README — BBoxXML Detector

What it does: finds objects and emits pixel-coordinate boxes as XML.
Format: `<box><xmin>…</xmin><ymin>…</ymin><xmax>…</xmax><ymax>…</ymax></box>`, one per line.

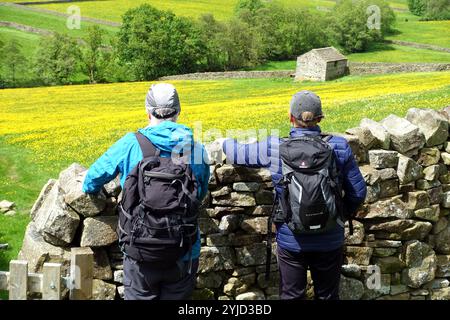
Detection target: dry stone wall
<box><xmin>18</xmin><ymin>107</ymin><xmax>450</xmax><ymax>300</ymax></box>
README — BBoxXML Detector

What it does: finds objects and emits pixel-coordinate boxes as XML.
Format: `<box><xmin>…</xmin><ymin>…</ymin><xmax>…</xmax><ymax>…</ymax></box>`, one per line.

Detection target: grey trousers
<box><xmin>123</xmin><ymin>256</ymin><xmax>199</xmax><ymax>300</ymax></box>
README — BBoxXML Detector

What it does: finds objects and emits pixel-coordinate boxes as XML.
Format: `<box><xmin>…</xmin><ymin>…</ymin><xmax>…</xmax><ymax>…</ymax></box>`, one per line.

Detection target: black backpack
<box><xmin>276</xmin><ymin>135</ymin><xmax>346</xmax><ymax>234</ymax></box>
<box><xmin>118</xmin><ymin>132</ymin><xmax>199</xmax><ymax>270</ymax></box>
<box><xmin>265</xmin><ymin>135</ymin><xmax>348</xmax><ymax>280</ymax></box>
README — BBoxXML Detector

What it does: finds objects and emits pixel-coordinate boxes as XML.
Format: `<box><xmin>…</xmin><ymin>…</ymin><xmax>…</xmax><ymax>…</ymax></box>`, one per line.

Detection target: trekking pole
<box><xmin>265</xmin><ymin>194</ymin><xmax>278</xmax><ymax>281</ymax></box>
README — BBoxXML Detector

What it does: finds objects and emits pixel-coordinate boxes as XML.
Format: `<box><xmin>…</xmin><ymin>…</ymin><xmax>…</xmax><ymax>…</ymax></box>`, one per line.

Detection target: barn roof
<box><xmin>304</xmin><ymin>47</ymin><xmax>347</xmax><ymax>62</ymax></box>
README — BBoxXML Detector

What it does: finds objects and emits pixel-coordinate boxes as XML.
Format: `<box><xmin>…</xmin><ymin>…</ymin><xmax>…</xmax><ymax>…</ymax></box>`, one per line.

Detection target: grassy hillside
<box><xmin>0</xmin><ymin>5</ymin><xmax>118</xmax><ymax>41</ymax></box>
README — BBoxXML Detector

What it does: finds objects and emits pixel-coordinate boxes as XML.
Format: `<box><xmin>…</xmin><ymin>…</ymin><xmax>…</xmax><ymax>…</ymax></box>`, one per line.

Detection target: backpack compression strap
<box><xmin>135</xmin><ymin>132</ymin><xmax>160</xmax><ymax>157</ymax></box>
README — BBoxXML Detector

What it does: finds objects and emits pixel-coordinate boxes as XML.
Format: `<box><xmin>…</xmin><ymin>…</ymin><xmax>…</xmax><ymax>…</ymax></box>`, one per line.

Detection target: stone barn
<box><xmin>295</xmin><ymin>47</ymin><xmax>348</xmax><ymax>81</ymax></box>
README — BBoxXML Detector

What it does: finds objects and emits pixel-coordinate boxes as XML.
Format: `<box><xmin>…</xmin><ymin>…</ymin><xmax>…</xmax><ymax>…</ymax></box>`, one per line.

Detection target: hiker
<box><xmin>219</xmin><ymin>90</ymin><xmax>367</xmax><ymax>300</ymax></box>
<box><xmin>82</xmin><ymin>83</ymin><xmax>210</xmax><ymax>300</ymax></box>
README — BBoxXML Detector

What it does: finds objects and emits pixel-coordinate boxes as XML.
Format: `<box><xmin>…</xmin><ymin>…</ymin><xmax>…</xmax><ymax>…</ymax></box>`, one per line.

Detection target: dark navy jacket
<box><xmin>223</xmin><ymin>126</ymin><xmax>367</xmax><ymax>252</ymax></box>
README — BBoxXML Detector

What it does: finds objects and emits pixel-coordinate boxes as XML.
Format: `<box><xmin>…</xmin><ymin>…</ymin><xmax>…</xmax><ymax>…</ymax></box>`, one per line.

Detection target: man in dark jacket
<box><xmin>221</xmin><ymin>90</ymin><xmax>367</xmax><ymax>300</ymax></box>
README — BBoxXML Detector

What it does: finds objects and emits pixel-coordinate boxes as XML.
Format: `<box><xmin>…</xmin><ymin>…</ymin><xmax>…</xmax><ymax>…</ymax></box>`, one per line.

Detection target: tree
<box><xmin>234</xmin><ymin>0</ymin><xmax>265</xmax><ymax>15</ymax></box>
<box><xmin>117</xmin><ymin>4</ymin><xmax>206</xmax><ymax>80</ymax></box>
<box><xmin>35</xmin><ymin>33</ymin><xmax>81</xmax><ymax>85</ymax></box>
<box><xmin>407</xmin><ymin>0</ymin><xmax>427</xmax><ymax>16</ymax></box>
<box><xmin>425</xmin><ymin>0</ymin><xmax>450</xmax><ymax>20</ymax></box>
<box><xmin>197</xmin><ymin>14</ymin><xmax>228</xmax><ymax>71</ymax></box>
<box><xmin>330</xmin><ymin>0</ymin><xmax>395</xmax><ymax>53</ymax></box>
<box><xmin>1</xmin><ymin>40</ymin><xmax>27</xmax><ymax>86</ymax></box>
<box><xmin>80</xmin><ymin>25</ymin><xmax>107</xmax><ymax>84</ymax></box>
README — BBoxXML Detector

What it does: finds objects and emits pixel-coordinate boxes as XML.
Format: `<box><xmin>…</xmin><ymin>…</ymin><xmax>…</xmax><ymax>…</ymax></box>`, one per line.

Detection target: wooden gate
<box><xmin>0</xmin><ymin>247</ymin><xmax>94</xmax><ymax>300</ymax></box>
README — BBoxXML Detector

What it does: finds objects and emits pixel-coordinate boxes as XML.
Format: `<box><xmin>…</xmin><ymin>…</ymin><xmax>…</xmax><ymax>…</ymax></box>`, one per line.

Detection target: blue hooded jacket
<box><xmin>223</xmin><ymin>126</ymin><xmax>367</xmax><ymax>252</ymax></box>
<box><xmin>82</xmin><ymin>121</ymin><xmax>210</xmax><ymax>261</ymax></box>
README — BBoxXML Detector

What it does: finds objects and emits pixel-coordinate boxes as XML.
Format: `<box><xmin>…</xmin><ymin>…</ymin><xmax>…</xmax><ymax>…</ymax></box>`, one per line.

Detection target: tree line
<box><xmin>407</xmin><ymin>0</ymin><xmax>450</xmax><ymax>21</ymax></box>
<box><xmin>0</xmin><ymin>0</ymin><xmax>397</xmax><ymax>88</ymax></box>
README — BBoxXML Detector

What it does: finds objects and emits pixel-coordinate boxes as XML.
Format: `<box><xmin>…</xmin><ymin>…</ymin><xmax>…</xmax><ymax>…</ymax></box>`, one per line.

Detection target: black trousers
<box><xmin>123</xmin><ymin>256</ymin><xmax>199</xmax><ymax>300</ymax></box>
<box><xmin>277</xmin><ymin>246</ymin><xmax>343</xmax><ymax>300</ymax></box>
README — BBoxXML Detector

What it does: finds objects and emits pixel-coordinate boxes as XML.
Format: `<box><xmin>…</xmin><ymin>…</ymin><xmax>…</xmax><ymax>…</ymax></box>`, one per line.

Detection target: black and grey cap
<box><xmin>290</xmin><ymin>90</ymin><xmax>323</xmax><ymax>121</ymax></box>
<box><xmin>145</xmin><ymin>83</ymin><xmax>181</xmax><ymax>119</ymax></box>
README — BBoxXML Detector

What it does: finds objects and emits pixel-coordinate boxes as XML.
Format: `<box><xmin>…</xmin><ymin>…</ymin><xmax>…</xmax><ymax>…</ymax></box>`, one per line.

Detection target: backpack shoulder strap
<box><xmin>321</xmin><ymin>134</ymin><xmax>333</xmax><ymax>143</ymax></box>
<box><xmin>135</xmin><ymin>132</ymin><xmax>160</xmax><ymax>158</ymax></box>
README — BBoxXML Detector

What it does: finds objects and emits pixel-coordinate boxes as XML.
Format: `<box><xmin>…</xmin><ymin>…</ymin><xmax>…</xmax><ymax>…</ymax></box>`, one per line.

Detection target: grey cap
<box><xmin>145</xmin><ymin>83</ymin><xmax>181</xmax><ymax>119</ymax></box>
<box><xmin>290</xmin><ymin>90</ymin><xmax>323</xmax><ymax>121</ymax></box>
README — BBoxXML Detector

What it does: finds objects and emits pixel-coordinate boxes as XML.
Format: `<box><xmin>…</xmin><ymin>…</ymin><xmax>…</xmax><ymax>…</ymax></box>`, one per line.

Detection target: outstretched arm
<box><xmin>82</xmin><ymin>133</ymin><xmax>133</xmax><ymax>193</ymax></box>
<box><xmin>341</xmin><ymin>144</ymin><xmax>367</xmax><ymax>215</ymax></box>
<box><xmin>222</xmin><ymin>138</ymin><xmax>274</xmax><ymax>168</ymax></box>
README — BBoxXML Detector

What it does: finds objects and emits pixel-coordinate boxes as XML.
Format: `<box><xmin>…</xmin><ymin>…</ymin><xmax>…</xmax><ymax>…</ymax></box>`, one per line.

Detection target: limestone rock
<box><xmin>235</xmin><ymin>290</ymin><xmax>265</xmax><ymax>300</ymax></box>
<box><xmin>430</xmin><ymin>287</ymin><xmax>450</xmax><ymax>300</ymax></box>
<box><xmin>442</xmin><ymin>152</ymin><xmax>450</xmax><ymax>165</ymax></box>
<box><xmin>251</xmin><ymin>205</ymin><xmax>272</xmax><ymax>216</ymax></box>
<box><xmin>197</xmin><ymin>272</ymin><xmax>224</xmax><ymax>289</ymax></box>
<box><xmin>346</xmin><ymin>126</ymin><xmax>377</xmax><ymax>149</ymax></box>
<box><xmin>380</xmin><ymin>115</ymin><xmax>425</xmax><ymax>156</ymax></box>
<box><xmin>365</xmin><ymin>184</ymin><xmax>380</xmax><ymax>203</ymax></box>
<box><xmin>198</xmin><ymin>246</ymin><xmax>235</xmax><ymax>273</ymax></box>
<box><xmin>93</xmin><ymin>249</ymin><xmax>112</xmax><ymax>281</ymax></box>
<box><xmin>433</xmin><ymin>217</ymin><xmax>448</xmax><ymax>235</ymax></box>
<box><xmin>33</xmin><ymin>181</ymin><xmax>80</xmax><ymax>246</ymax></box>
<box><xmin>229</xmin><ymin>233</ymin><xmax>262</xmax><ymax>246</ymax></box>
<box><xmin>379</xmin><ymin>179</ymin><xmax>399</xmax><ymax>198</ymax></box>
<box><xmin>30</xmin><ymin>179</ymin><xmax>57</xmax><ymax>218</ymax></box>
<box><xmin>368</xmin><ymin>150</ymin><xmax>398</xmax><ymax>169</ymax></box>
<box><xmin>423</xmin><ymin>165</ymin><xmax>440</xmax><ymax>181</ymax></box>
<box><xmin>405</xmin><ymin>191</ymin><xmax>429</xmax><ymax>210</ymax></box>
<box><xmin>378</xmin><ymin>168</ymin><xmax>397</xmax><ymax>181</ymax></box>
<box><xmin>413</xmin><ymin>205</ymin><xmax>440</xmax><ymax>222</ymax></box>
<box><xmin>206</xmin><ymin>233</ymin><xmax>231</xmax><ymax>247</ymax></box>
<box><xmin>241</xmin><ymin>217</ymin><xmax>268</xmax><ymax>234</ymax></box>
<box><xmin>233</xmin><ymin>182</ymin><xmax>260</xmax><ymax>192</ymax></box>
<box><xmin>427</xmin><ymin>186</ymin><xmax>443</xmax><ymax>205</ymax></box>
<box><xmin>441</xmin><ymin>192</ymin><xmax>450</xmax><ymax>208</ymax></box>
<box><xmin>416</xmin><ymin>179</ymin><xmax>440</xmax><ymax>190</ymax></box>
<box><xmin>373</xmin><ymin>248</ymin><xmax>398</xmax><ymax>257</ymax></box>
<box><xmin>406</xmin><ymin>108</ymin><xmax>449</xmax><ymax>147</ymax></box>
<box><xmin>113</xmin><ymin>270</ymin><xmax>124</xmax><ymax>284</ymax></box>
<box><xmin>103</xmin><ymin>177</ymin><xmax>121</xmax><ymax>198</ymax></box>
<box><xmin>212</xmin><ymin>192</ymin><xmax>256</xmax><ymax>207</ymax></box>
<box><xmin>369</xmin><ymin>220</ymin><xmax>432</xmax><ymax>241</ymax></box>
<box><xmin>372</xmin><ymin>257</ymin><xmax>405</xmax><ymax>273</ymax></box>
<box><xmin>199</xmin><ymin>217</ymin><xmax>220</xmax><ymax>235</ymax></box>
<box><xmin>236</xmin><ymin>243</ymin><xmax>275</xmax><ymax>267</ymax></box>
<box><xmin>417</xmin><ymin>148</ymin><xmax>441</xmax><ymax>166</ymax></box>
<box><xmin>80</xmin><ymin>216</ymin><xmax>118</xmax><ymax>247</ymax></box>
<box><xmin>211</xmin><ymin>206</ymin><xmax>245</xmax><ymax>218</ymax></box>
<box><xmin>360</xmin><ymin>118</ymin><xmax>390</xmax><ymax>149</ymax></box>
<box><xmin>401</xmin><ymin>241</ymin><xmax>436</xmax><ymax>288</ymax></box>
<box><xmin>58</xmin><ymin>164</ymin><xmax>107</xmax><ymax>217</ymax></box>
<box><xmin>345</xmin><ymin>220</ymin><xmax>365</xmax><ymax>245</ymax></box>
<box><xmin>215</xmin><ymin>165</ymin><xmax>271</xmax><ymax>184</ymax></box>
<box><xmin>18</xmin><ymin>223</ymin><xmax>71</xmax><ymax>274</ymax></box>
<box><xmin>92</xmin><ymin>279</ymin><xmax>116</xmax><ymax>300</ymax></box>
<box><xmin>436</xmin><ymin>255</ymin><xmax>450</xmax><ymax>277</ymax></box>
<box><xmin>0</xmin><ymin>200</ymin><xmax>15</xmax><ymax>213</ymax></box>
<box><xmin>435</xmin><ymin>225</ymin><xmax>450</xmax><ymax>254</ymax></box>
<box><xmin>397</xmin><ymin>155</ymin><xmax>423</xmax><ymax>184</ymax></box>
<box><xmin>223</xmin><ymin>274</ymin><xmax>256</xmax><ymax>295</ymax></box>
<box><xmin>218</xmin><ymin>214</ymin><xmax>241</xmax><ymax>234</ymax></box>
<box><xmin>359</xmin><ymin>165</ymin><xmax>381</xmax><ymax>185</ymax></box>
<box><xmin>341</xmin><ymin>264</ymin><xmax>362</xmax><ymax>278</ymax></box>
<box><xmin>345</xmin><ymin>246</ymin><xmax>373</xmax><ymax>266</ymax></box>
<box><xmin>362</xmin><ymin>273</ymin><xmax>391</xmax><ymax>300</ymax></box>
<box><xmin>255</xmin><ymin>190</ymin><xmax>274</xmax><ymax>205</ymax></box>
<box><xmin>339</xmin><ymin>275</ymin><xmax>364</xmax><ymax>300</ymax></box>
<box><xmin>211</xmin><ymin>186</ymin><xmax>232</xmax><ymax>198</ymax></box>
<box><xmin>360</xmin><ymin>197</ymin><xmax>412</xmax><ymax>220</ymax></box>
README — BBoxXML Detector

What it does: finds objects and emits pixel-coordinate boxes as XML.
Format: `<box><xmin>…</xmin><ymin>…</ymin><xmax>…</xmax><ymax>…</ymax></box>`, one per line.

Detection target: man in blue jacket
<box><xmin>82</xmin><ymin>83</ymin><xmax>210</xmax><ymax>300</ymax></box>
<box><xmin>221</xmin><ymin>90</ymin><xmax>366</xmax><ymax>300</ymax></box>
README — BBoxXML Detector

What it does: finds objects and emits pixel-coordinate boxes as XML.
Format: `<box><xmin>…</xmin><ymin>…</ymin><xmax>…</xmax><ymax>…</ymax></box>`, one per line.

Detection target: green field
<box><xmin>0</xmin><ymin>4</ymin><xmax>118</xmax><ymax>41</ymax></box>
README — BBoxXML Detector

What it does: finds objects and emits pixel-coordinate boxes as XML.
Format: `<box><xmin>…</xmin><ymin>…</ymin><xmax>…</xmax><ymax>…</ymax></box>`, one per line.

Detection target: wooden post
<box><xmin>0</xmin><ymin>271</ymin><xmax>8</xmax><ymax>291</ymax></box>
<box><xmin>9</xmin><ymin>260</ymin><xmax>28</xmax><ymax>300</ymax></box>
<box><xmin>42</xmin><ymin>263</ymin><xmax>62</xmax><ymax>300</ymax></box>
<box><xmin>69</xmin><ymin>247</ymin><xmax>93</xmax><ymax>300</ymax></box>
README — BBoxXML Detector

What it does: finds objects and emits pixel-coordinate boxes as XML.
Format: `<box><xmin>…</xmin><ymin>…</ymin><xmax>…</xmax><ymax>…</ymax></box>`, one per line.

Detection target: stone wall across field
<box><xmin>18</xmin><ymin>106</ymin><xmax>450</xmax><ymax>300</ymax></box>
